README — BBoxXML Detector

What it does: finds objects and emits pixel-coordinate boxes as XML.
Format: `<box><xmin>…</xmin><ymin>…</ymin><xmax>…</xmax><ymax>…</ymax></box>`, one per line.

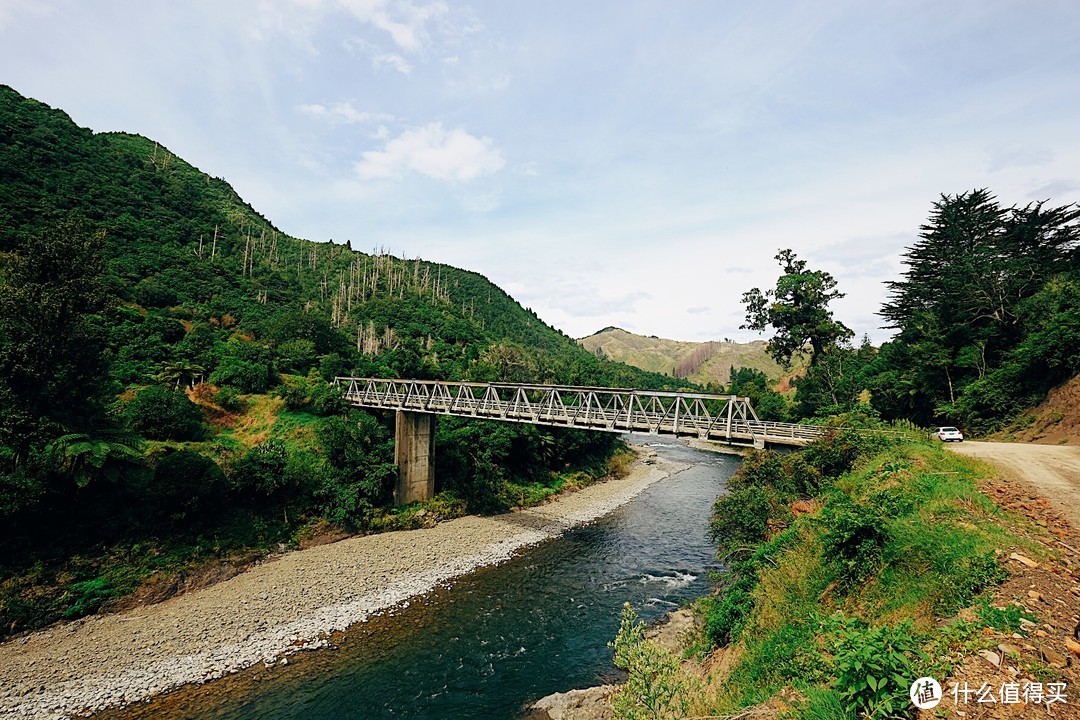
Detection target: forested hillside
<box><xmin>742</xmin><ymin>190</ymin><xmax>1080</xmax><ymax>430</ymax></box>
<box><xmin>0</xmin><ymin>85</ymin><xmax>689</xmax><ymax>636</ymax></box>
<box><xmin>874</xmin><ymin>189</ymin><xmax>1080</xmax><ymax>430</ymax></box>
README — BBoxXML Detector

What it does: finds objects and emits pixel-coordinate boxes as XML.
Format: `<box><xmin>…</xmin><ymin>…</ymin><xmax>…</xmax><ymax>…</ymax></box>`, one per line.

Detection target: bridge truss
<box><xmin>336</xmin><ymin>378</ymin><xmax>826</xmax><ymax>447</ymax></box>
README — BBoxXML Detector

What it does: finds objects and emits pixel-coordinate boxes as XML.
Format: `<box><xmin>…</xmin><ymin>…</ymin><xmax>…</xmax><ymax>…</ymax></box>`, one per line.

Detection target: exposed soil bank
<box><xmin>0</xmin><ymin>451</ymin><xmax>688</xmax><ymax>720</ymax></box>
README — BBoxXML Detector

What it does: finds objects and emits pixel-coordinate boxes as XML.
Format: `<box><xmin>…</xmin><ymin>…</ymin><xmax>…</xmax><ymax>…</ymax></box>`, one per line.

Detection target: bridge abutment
<box><xmin>394</xmin><ymin>410</ymin><xmax>436</xmax><ymax>505</ymax></box>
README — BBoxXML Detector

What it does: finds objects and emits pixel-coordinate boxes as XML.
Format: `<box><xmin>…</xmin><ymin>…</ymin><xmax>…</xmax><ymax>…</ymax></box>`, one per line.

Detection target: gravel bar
<box><xmin>0</xmin><ymin>451</ymin><xmax>687</xmax><ymax>720</ymax></box>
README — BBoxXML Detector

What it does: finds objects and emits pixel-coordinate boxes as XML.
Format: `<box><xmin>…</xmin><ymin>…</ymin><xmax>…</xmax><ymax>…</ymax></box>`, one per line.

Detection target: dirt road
<box><xmin>948</xmin><ymin>441</ymin><xmax>1080</xmax><ymax>528</ymax></box>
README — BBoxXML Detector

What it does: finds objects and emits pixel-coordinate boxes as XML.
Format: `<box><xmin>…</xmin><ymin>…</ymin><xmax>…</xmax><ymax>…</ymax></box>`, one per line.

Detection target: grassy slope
<box><xmin>612</xmin><ymin>437</ymin><xmax>1067</xmax><ymax>718</ymax></box>
<box><xmin>577</xmin><ymin>327</ymin><xmax>789</xmax><ymax>385</ymax></box>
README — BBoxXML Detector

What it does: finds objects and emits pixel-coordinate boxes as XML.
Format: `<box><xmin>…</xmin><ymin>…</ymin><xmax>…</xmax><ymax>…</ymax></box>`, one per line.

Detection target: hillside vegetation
<box><xmin>870</xmin><ymin>189</ymin><xmax>1080</xmax><ymax>432</ymax></box>
<box><xmin>993</xmin><ymin>374</ymin><xmax>1080</xmax><ymax>444</ymax></box>
<box><xmin>0</xmin><ymin>84</ymin><xmax>691</xmax><ymax>637</ymax></box>
<box><xmin>613</xmin><ymin>421</ymin><xmax>1077</xmax><ymax>718</ymax></box>
<box><xmin>579</xmin><ymin>327</ymin><xmax>789</xmax><ymax>385</ymax></box>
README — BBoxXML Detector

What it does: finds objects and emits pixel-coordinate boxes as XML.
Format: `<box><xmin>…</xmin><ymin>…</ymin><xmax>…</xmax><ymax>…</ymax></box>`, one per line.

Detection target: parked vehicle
<box><xmin>935</xmin><ymin>426</ymin><xmax>964</xmax><ymax>442</ymax></box>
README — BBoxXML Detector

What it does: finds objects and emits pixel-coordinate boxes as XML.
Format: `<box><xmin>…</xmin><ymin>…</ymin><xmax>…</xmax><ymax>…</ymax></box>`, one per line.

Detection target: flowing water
<box><xmin>112</xmin><ymin>440</ymin><xmax>735</xmax><ymax>720</ymax></box>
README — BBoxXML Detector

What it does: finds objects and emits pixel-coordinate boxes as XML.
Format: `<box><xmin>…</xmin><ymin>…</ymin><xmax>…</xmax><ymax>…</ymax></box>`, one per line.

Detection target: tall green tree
<box><xmin>875</xmin><ymin>190</ymin><xmax>1080</xmax><ymax>425</ymax></box>
<box><xmin>0</xmin><ymin>214</ymin><xmax>112</xmax><ymax>463</ymax></box>
<box><xmin>741</xmin><ymin>249</ymin><xmax>853</xmax><ymax>368</ymax></box>
<box><xmin>726</xmin><ymin>366</ymin><xmax>789</xmax><ymax>421</ymax></box>
<box><xmin>794</xmin><ymin>337</ymin><xmax>877</xmax><ymax>418</ymax></box>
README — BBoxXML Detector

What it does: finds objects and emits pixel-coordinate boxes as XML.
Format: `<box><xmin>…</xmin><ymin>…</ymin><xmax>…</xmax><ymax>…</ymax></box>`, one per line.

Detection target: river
<box><xmin>106</xmin><ymin>440</ymin><xmax>735</xmax><ymax>720</ymax></box>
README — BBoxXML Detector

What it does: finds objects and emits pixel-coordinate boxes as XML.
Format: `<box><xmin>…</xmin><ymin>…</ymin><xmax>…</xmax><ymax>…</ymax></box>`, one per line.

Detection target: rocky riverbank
<box><xmin>523</xmin><ymin>607</ymin><xmax>701</xmax><ymax>720</ymax></box>
<box><xmin>0</xmin><ymin>450</ymin><xmax>688</xmax><ymax>720</ymax></box>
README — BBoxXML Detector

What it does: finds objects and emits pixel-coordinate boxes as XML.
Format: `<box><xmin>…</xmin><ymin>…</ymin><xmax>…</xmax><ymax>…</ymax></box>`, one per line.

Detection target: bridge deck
<box><xmin>336</xmin><ymin>378</ymin><xmax>826</xmax><ymax>447</ymax></box>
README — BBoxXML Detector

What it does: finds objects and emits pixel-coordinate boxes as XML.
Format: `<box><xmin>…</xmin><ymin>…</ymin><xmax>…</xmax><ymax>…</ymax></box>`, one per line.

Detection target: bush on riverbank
<box><xmin>610</xmin><ymin>603</ymin><xmax>702</xmax><ymax>720</ymax></box>
<box><xmin>0</xmin><ymin>406</ymin><xmax>629</xmax><ymax>640</ymax></box>
<box><xmin>676</xmin><ymin>430</ymin><xmax>1043</xmax><ymax>719</ymax></box>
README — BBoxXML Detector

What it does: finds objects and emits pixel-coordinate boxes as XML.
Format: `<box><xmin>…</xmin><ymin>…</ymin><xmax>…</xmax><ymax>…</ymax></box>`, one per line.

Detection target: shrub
<box><xmin>150</xmin><ymin>449</ymin><xmax>226</xmax><ymax>523</ymax></box>
<box><xmin>210</xmin><ymin>340</ymin><xmax>277</xmax><ymax>393</ymax></box>
<box><xmin>610</xmin><ymin>603</ymin><xmax>698</xmax><ymax>720</ymax></box>
<box><xmin>802</xmin><ymin>429</ymin><xmax>873</xmax><ymax>479</ymax></box>
<box><xmin>824</xmin><ymin>614</ymin><xmax>923</xmax><ymax>720</ymax></box>
<box><xmin>775</xmin><ymin>453</ymin><xmax>823</xmax><ymax>499</ymax></box>
<box><xmin>701</xmin><ymin>575</ymin><xmax>757</xmax><ymax>647</ymax></box>
<box><xmin>124</xmin><ymin>385</ymin><xmax>206</xmax><ymax>441</ymax></box>
<box><xmin>709</xmin><ymin>486</ymin><xmax>771</xmax><ymax>554</ymax></box>
<box><xmin>210</xmin><ymin>356</ymin><xmax>274</xmax><ymax>393</ymax></box>
<box><xmin>273</xmin><ymin>375</ymin><xmax>310</xmax><ymax>410</ymax></box>
<box><xmin>230</xmin><ymin>440</ymin><xmax>290</xmax><ymax>498</ymax></box>
<box><xmin>729</xmin><ymin>449</ymin><xmax>823</xmax><ymax>502</ymax></box>
<box><xmin>272</xmin><ymin>373</ymin><xmax>345</xmax><ymax>415</ymax></box>
<box><xmin>932</xmin><ymin>551</ymin><xmax>1008</xmax><ymax>616</ymax></box>
<box><xmin>316</xmin><ymin>414</ymin><xmax>397</xmax><ymax>522</ymax></box>
<box><xmin>819</xmin><ymin>497</ymin><xmax>889</xmax><ymax>585</ymax></box>
<box><xmin>214</xmin><ymin>385</ymin><xmax>244</xmax><ymax>412</ymax></box>
<box><xmin>728</xmin><ymin>449</ymin><xmax>786</xmax><ymax>492</ymax></box>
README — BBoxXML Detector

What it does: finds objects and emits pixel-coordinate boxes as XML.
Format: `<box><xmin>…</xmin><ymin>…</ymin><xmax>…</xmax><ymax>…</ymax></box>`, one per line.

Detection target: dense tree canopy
<box><xmin>0</xmin><ymin>213</ymin><xmax>112</xmax><ymax>459</ymax></box>
<box><xmin>735</xmin><ymin>192</ymin><xmax>1080</xmax><ymax>428</ymax></box>
<box><xmin>873</xmin><ymin>189</ymin><xmax>1080</xmax><ymax>427</ymax></box>
<box><xmin>741</xmin><ymin>249</ymin><xmax>853</xmax><ymax>367</ymax></box>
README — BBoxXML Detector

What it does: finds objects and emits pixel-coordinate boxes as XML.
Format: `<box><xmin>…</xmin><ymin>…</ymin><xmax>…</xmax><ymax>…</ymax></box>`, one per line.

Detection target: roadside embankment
<box><xmin>536</xmin><ymin>435</ymin><xmax>1080</xmax><ymax>720</ymax></box>
<box><xmin>0</xmin><ymin>449</ymin><xmax>688</xmax><ymax>720</ymax></box>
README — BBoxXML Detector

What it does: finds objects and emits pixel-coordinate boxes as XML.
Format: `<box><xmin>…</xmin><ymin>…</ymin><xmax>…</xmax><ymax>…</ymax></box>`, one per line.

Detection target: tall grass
<box><xmin>682</xmin><ymin>437</ymin><xmax>1042</xmax><ymax>720</ymax></box>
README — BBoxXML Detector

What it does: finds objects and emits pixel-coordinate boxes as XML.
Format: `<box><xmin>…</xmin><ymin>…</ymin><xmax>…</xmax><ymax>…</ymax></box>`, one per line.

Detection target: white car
<box><xmin>936</xmin><ymin>426</ymin><xmax>964</xmax><ymax>442</ymax></box>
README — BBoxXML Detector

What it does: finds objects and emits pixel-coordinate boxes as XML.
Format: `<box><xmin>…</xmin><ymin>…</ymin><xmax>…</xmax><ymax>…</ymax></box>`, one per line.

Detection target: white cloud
<box><xmin>1027</xmin><ymin>179</ymin><xmax>1079</xmax><ymax>199</ymax></box>
<box><xmin>299</xmin><ymin>102</ymin><xmax>394</xmax><ymax>124</ymax></box>
<box><xmin>355</xmin><ymin>123</ymin><xmax>505</xmax><ymax>181</ymax></box>
<box><xmin>343</xmin><ymin>37</ymin><xmax>414</xmax><ymax>74</ymax></box>
<box><xmin>338</xmin><ymin>0</ymin><xmax>448</xmax><ymax>53</ymax></box>
<box><xmin>372</xmin><ymin>50</ymin><xmax>412</xmax><ymax>74</ymax></box>
<box><xmin>249</xmin><ymin>0</ymin><xmax>325</xmax><ymax>46</ymax></box>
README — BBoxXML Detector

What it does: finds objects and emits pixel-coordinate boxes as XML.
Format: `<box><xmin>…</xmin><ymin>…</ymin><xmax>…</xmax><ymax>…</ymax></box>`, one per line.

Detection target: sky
<box><xmin>3</xmin><ymin>0</ymin><xmax>1080</xmax><ymax>344</ymax></box>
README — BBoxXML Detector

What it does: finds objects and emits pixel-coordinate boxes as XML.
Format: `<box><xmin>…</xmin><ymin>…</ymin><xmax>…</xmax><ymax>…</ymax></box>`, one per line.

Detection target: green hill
<box><xmin>0</xmin><ymin>84</ymin><xmax>691</xmax><ymax>636</ymax></box>
<box><xmin>1</xmin><ymin>85</ymin><xmax>687</xmax><ymax>388</ymax></box>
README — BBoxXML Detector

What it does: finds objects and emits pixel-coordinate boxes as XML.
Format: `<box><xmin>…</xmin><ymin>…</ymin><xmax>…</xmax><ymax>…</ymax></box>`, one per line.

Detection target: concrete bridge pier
<box><xmin>393</xmin><ymin>410</ymin><xmax>436</xmax><ymax>505</ymax></box>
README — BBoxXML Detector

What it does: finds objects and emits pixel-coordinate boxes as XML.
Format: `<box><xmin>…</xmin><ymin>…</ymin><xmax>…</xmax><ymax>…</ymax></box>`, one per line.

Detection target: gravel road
<box><xmin>0</xmin><ymin>451</ymin><xmax>687</xmax><ymax>720</ymax></box>
<box><xmin>948</xmin><ymin>441</ymin><xmax>1080</xmax><ymax>527</ymax></box>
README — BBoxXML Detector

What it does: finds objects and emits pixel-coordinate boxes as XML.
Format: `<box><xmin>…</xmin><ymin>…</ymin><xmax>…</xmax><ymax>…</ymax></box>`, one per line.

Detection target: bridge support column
<box><xmin>394</xmin><ymin>410</ymin><xmax>436</xmax><ymax>505</ymax></box>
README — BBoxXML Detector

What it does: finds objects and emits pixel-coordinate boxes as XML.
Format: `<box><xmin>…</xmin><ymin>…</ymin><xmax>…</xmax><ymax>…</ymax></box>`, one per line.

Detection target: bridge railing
<box><xmin>336</xmin><ymin>377</ymin><xmax>751</xmax><ymax>436</ymax></box>
<box><xmin>746</xmin><ymin>421</ymin><xmax>830</xmax><ymax>442</ymax></box>
<box><xmin>334</xmin><ymin>378</ymin><xmax>830</xmax><ymax>446</ymax></box>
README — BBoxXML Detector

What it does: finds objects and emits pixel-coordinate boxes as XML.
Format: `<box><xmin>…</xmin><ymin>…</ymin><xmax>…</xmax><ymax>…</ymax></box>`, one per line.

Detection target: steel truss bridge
<box><xmin>336</xmin><ymin>377</ymin><xmax>826</xmax><ymax>447</ymax></box>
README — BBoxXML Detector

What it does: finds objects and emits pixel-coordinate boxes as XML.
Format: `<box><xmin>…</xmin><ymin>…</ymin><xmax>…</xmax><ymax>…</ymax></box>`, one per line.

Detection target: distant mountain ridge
<box><xmin>577</xmin><ymin>327</ymin><xmax>787</xmax><ymax>386</ymax></box>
